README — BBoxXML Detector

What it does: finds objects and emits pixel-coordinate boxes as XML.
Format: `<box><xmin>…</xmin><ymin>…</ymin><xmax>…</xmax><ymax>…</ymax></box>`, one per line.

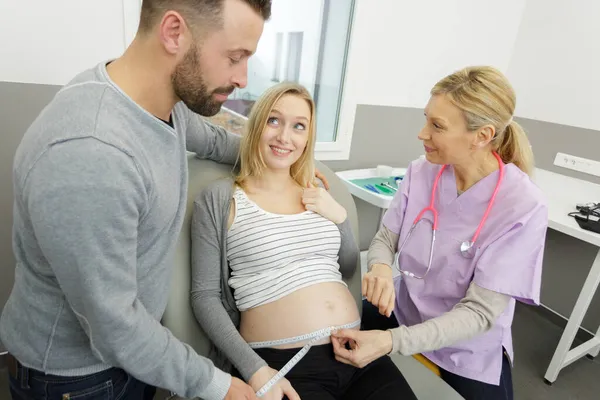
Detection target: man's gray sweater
<box><xmin>0</xmin><ymin>62</ymin><xmax>240</xmax><ymax>399</ymax></box>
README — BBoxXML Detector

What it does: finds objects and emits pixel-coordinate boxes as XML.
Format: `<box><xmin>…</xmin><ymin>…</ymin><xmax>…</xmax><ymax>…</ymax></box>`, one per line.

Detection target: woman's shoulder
<box><xmin>401</xmin><ymin>157</ymin><xmax>442</xmax><ymax>195</ymax></box>
<box><xmin>500</xmin><ymin>164</ymin><xmax>548</xmax><ymax>220</ymax></box>
<box><xmin>407</xmin><ymin>156</ymin><xmax>442</xmax><ymax>178</ymax></box>
<box><xmin>505</xmin><ymin>165</ymin><xmax>546</xmax><ymax>202</ymax></box>
<box><xmin>193</xmin><ymin>177</ymin><xmax>236</xmax><ymax>207</ymax></box>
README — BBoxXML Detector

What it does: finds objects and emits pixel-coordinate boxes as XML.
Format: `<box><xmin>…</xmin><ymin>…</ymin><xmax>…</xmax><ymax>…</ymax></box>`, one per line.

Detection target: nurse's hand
<box><xmin>363</xmin><ymin>264</ymin><xmax>395</xmax><ymax>317</ymax></box>
<box><xmin>331</xmin><ymin>329</ymin><xmax>394</xmax><ymax>368</ymax></box>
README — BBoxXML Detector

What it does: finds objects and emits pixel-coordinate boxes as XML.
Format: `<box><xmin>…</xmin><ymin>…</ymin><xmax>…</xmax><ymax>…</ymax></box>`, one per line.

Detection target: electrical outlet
<box><xmin>554</xmin><ymin>152</ymin><xmax>600</xmax><ymax>177</ymax></box>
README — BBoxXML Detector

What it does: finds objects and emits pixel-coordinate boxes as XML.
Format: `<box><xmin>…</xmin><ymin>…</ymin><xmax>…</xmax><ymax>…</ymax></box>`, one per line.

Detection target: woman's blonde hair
<box><xmin>431</xmin><ymin>66</ymin><xmax>534</xmax><ymax>176</ymax></box>
<box><xmin>235</xmin><ymin>82</ymin><xmax>317</xmax><ymax>188</ymax></box>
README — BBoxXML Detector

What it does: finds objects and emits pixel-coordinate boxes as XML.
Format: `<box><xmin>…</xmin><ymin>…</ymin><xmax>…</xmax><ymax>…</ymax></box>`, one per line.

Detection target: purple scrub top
<box><xmin>382</xmin><ymin>158</ymin><xmax>548</xmax><ymax>385</ymax></box>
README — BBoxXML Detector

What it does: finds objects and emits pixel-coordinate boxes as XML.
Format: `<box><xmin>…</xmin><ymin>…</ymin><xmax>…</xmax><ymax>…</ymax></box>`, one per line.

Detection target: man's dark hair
<box><xmin>139</xmin><ymin>0</ymin><xmax>271</xmax><ymax>34</ymax></box>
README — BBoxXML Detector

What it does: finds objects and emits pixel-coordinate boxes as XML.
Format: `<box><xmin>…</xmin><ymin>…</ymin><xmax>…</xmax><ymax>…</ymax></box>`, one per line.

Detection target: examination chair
<box><xmin>162</xmin><ymin>153</ymin><xmax>464</xmax><ymax>400</ymax></box>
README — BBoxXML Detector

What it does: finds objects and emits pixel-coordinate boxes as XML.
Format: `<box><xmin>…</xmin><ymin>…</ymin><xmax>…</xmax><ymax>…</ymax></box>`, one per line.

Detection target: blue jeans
<box><xmin>361</xmin><ymin>299</ymin><xmax>514</xmax><ymax>400</ymax></box>
<box><xmin>8</xmin><ymin>356</ymin><xmax>156</xmax><ymax>400</ymax></box>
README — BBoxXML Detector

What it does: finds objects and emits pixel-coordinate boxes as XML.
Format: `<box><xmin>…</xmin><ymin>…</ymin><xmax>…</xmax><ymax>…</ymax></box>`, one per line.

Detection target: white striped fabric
<box><xmin>226</xmin><ymin>187</ymin><xmax>345</xmax><ymax>311</ymax></box>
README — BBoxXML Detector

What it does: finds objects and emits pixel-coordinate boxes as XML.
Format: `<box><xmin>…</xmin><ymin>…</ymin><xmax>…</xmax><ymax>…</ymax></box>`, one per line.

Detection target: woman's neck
<box><xmin>247</xmin><ymin>169</ymin><xmax>298</xmax><ymax>192</ymax></box>
<box><xmin>453</xmin><ymin>152</ymin><xmax>500</xmax><ymax>193</ymax></box>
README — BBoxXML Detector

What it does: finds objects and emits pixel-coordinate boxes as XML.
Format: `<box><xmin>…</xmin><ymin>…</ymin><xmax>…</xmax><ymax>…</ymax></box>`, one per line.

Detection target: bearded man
<box><xmin>0</xmin><ymin>1</ymin><xmax>279</xmax><ymax>399</ymax></box>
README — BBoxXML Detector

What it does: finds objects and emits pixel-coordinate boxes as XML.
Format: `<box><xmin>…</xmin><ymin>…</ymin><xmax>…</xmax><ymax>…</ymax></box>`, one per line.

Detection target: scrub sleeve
<box><xmin>382</xmin><ymin>163</ymin><xmax>413</xmax><ymax>235</ymax></box>
<box><xmin>472</xmin><ymin>205</ymin><xmax>548</xmax><ymax>305</ymax></box>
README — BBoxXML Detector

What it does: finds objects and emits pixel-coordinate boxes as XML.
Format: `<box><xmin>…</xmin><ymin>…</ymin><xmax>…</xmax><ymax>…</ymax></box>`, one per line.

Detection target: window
<box><xmin>272</xmin><ymin>32</ymin><xmax>284</xmax><ymax>82</ymax></box>
<box><xmin>207</xmin><ymin>0</ymin><xmax>356</xmax><ymax>160</ymax></box>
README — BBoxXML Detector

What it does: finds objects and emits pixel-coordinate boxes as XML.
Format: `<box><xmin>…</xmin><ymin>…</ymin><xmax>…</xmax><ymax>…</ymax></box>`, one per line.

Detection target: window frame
<box><xmin>223</xmin><ymin>0</ymin><xmax>359</xmax><ymax>161</ymax></box>
<box><xmin>313</xmin><ymin>0</ymin><xmax>358</xmax><ymax>160</ymax></box>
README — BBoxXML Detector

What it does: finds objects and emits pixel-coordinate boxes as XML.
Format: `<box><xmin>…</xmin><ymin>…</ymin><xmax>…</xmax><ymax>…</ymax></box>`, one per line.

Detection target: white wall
<box><xmin>0</xmin><ymin>0</ymin><xmax>131</xmax><ymax>86</ymax></box>
<box><xmin>337</xmin><ymin>0</ymin><xmax>600</xmax><ymax>157</ymax></box>
<box><xmin>6</xmin><ymin>0</ymin><xmax>597</xmax><ymax>153</ymax></box>
<box><xmin>343</xmin><ymin>0</ymin><xmax>525</xmax><ymax>109</ymax></box>
<box><xmin>506</xmin><ymin>0</ymin><xmax>600</xmax><ymax>131</ymax></box>
<box><xmin>333</xmin><ymin>0</ymin><xmax>526</xmax><ymax>159</ymax></box>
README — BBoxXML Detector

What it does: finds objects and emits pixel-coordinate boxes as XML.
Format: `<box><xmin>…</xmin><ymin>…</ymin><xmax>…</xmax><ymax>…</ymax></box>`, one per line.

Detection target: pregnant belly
<box><xmin>239</xmin><ymin>282</ymin><xmax>360</xmax><ymax>349</ymax></box>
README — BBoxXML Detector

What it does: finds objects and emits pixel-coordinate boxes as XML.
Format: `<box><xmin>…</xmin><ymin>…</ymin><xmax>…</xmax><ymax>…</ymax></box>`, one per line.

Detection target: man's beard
<box><xmin>172</xmin><ymin>45</ymin><xmax>235</xmax><ymax>116</ymax></box>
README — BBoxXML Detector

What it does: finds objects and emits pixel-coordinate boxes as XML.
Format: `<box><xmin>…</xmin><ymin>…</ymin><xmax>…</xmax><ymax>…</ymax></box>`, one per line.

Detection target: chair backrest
<box><xmin>162</xmin><ymin>154</ymin><xmax>362</xmax><ymax>356</ymax></box>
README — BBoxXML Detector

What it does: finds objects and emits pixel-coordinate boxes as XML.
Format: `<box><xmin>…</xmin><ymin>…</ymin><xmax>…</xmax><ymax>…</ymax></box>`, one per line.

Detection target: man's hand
<box><xmin>224</xmin><ymin>377</ymin><xmax>259</xmax><ymax>399</ymax></box>
<box><xmin>249</xmin><ymin>366</ymin><xmax>300</xmax><ymax>400</ymax></box>
<box><xmin>362</xmin><ymin>263</ymin><xmax>395</xmax><ymax>317</ymax></box>
<box><xmin>315</xmin><ymin>169</ymin><xmax>330</xmax><ymax>190</ymax></box>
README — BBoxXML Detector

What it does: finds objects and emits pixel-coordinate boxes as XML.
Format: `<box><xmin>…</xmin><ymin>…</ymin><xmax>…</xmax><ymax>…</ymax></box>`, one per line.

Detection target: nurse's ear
<box><xmin>473</xmin><ymin>125</ymin><xmax>496</xmax><ymax>149</ymax></box>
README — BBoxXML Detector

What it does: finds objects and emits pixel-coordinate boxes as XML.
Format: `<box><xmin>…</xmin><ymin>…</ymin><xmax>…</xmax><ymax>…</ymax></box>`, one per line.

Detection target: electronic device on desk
<box><xmin>569</xmin><ymin>202</ymin><xmax>600</xmax><ymax>234</ymax></box>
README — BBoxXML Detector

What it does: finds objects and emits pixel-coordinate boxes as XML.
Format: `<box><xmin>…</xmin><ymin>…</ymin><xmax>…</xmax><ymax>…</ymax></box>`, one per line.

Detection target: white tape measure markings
<box><xmin>248</xmin><ymin>319</ymin><xmax>361</xmax><ymax>397</ymax></box>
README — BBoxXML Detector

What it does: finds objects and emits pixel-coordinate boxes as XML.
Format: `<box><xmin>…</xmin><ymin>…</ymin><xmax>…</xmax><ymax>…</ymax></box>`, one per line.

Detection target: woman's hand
<box><xmin>363</xmin><ymin>263</ymin><xmax>395</xmax><ymax>317</ymax></box>
<box><xmin>248</xmin><ymin>366</ymin><xmax>300</xmax><ymax>400</ymax></box>
<box><xmin>331</xmin><ymin>329</ymin><xmax>394</xmax><ymax>368</ymax></box>
<box><xmin>225</xmin><ymin>377</ymin><xmax>259</xmax><ymax>399</ymax></box>
<box><xmin>302</xmin><ymin>186</ymin><xmax>347</xmax><ymax>224</ymax></box>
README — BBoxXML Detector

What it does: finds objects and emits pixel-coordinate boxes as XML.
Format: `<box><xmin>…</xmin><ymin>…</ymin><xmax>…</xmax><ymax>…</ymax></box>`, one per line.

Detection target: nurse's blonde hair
<box><xmin>235</xmin><ymin>82</ymin><xmax>317</xmax><ymax>188</ymax></box>
<box><xmin>431</xmin><ymin>66</ymin><xmax>534</xmax><ymax>176</ymax></box>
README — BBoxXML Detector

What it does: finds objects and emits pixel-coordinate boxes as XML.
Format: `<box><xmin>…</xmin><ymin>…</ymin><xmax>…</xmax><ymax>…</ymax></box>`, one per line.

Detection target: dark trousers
<box><xmin>362</xmin><ymin>300</ymin><xmax>514</xmax><ymax>400</ymax></box>
<box><xmin>7</xmin><ymin>355</ymin><xmax>156</xmax><ymax>400</ymax></box>
<box><xmin>235</xmin><ymin>343</ymin><xmax>417</xmax><ymax>400</ymax></box>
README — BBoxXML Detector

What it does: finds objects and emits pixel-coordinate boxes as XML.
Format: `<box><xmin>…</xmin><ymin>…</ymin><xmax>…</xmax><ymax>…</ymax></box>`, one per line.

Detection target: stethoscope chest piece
<box><xmin>460</xmin><ymin>241</ymin><xmax>476</xmax><ymax>259</ymax></box>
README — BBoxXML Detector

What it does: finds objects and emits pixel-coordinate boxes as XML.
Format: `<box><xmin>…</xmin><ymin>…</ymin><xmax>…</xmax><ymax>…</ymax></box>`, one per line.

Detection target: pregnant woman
<box><xmin>191</xmin><ymin>82</ymin><xmax>417</xmax><ymax>399</ymax></box>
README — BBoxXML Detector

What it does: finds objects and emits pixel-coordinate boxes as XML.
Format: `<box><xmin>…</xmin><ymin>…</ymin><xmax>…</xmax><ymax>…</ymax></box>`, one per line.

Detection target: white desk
<box><xmin>337</xmin><ymin>166</ymin><xmax>600</xmax><ymax>384</ymax></box>
<box><xmin>335</xmin><ymin>167</ymin><xmax>407</xmax><ymax>227</ymax></box>
<box><xmin>532</xmin><ymin>168</ymin><xmax>600</xmax><ymax>384</ymax></box>
<box><xmin>336</xmin><ymin>167</ymin><xmax>406</xmax><ymax>277</ymax></box>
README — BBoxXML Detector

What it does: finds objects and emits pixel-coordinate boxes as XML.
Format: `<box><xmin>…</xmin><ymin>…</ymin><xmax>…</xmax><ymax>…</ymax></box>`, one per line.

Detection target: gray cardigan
<box><xmin>190</xmin><ymin>178</ymin><xmax>360</xmax><ymax>381</ymax></box>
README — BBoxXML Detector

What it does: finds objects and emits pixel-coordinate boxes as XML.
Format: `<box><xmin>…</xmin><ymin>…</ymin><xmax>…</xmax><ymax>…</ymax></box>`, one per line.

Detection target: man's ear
<box><xmin>158</xmin><ymin>11</ymin><xmax>189</xmax><ymax>55</ymax></box>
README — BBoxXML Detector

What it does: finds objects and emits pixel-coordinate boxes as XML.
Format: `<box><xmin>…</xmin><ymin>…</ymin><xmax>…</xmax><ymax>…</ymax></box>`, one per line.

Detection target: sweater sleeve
<box><xmin>336</xmin><ymin>218</ymin><xmax>360</xmax><ymax>278</ymax></box>
<box><xmin>389</xmin><ymin>282</ymin><xmax>511</xmax><ymax>355</ymax></box>
<box><xmin>367</xmin><ymin>226</ymin><xmax>399</xmax><ymax>271</ymax></box>
<box><xmin>190</xmin><ymin>188</ymin><xmax>268</xmax><ymax>381</ymax></box>
<box><xmin>313</xmin><ymin>178</ymin><xmax>359</xmax><ymax>279</ymax></box>
<box><xmin>24</xmin><ymin>139</ymin><xmax>230</xmax><ymax>400</ymax></box>
<box><xmin>184</xmin><ymin>107</ymin><xmax>241</xmax><ymax>165</ymax></box>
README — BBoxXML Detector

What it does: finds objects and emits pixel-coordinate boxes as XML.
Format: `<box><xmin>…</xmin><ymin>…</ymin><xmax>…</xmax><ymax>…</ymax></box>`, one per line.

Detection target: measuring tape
<box><xmin>248</xmin><ymin>319</ymin><xmax>361</xmax><ymax>397</ymax></box>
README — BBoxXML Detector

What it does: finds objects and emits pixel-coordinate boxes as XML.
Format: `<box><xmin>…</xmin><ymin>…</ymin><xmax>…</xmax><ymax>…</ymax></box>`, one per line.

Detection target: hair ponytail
<box><xmin>496</xmin><ymin>120</ymin><xmax>534</xmax><ymax>176</ymax></box>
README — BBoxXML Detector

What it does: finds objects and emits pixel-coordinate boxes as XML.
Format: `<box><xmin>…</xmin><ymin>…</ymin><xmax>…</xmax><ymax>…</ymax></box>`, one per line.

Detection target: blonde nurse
<box><xmin>332</xmin><ymin>66</ymin><xmax>548</xmax><ymax>400</ymax></box>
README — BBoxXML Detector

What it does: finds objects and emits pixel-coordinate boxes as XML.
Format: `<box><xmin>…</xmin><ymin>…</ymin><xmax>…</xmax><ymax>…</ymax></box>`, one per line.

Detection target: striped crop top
<box><xmin>226</xmin><ymin>187</ymin><xmax>346</xmax><ymax>311</ymax></box>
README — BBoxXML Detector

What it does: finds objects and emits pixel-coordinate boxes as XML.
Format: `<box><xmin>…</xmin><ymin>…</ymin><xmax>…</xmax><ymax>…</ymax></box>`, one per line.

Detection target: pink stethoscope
<box><xmin>396</xmin><ymin>152</ymin><xmax>505</xmax><ymax>279</ymax></box>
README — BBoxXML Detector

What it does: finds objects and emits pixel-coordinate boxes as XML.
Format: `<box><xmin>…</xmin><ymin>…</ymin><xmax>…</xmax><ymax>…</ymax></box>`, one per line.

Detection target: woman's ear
<box><xmin>475</xmin><ymin>125</ymin><xmax>496</xmax><ymax>148</ymax></box>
